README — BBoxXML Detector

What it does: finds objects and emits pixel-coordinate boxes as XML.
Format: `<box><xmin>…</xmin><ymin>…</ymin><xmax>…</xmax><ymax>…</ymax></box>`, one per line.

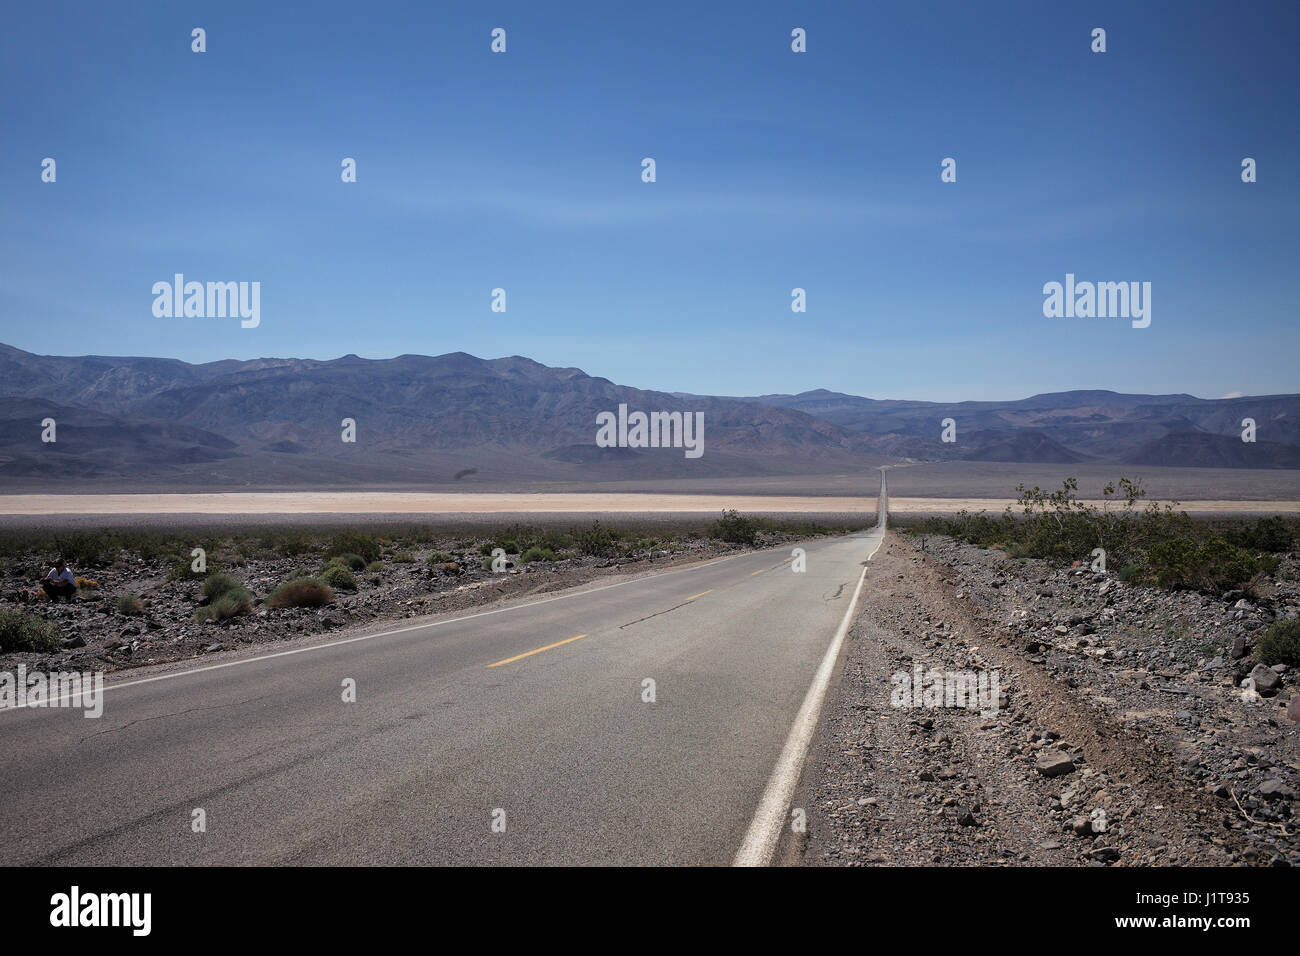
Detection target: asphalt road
<box><xmin>0</xmin><ymin>474</ymin><xmax>888</xmax><ymax>866</ymax></box>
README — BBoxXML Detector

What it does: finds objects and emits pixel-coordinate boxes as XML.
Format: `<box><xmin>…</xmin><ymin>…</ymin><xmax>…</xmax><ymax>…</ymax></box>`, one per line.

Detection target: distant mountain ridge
<box><xmin>0</xmin><ymin>344</ymin><xmax>1295</xmax><ymax>487</ymax></box>
<box><xmin>740</xmin><ymin>387</ymin><xmax>1300</xmax><ymax>466</ymax></box>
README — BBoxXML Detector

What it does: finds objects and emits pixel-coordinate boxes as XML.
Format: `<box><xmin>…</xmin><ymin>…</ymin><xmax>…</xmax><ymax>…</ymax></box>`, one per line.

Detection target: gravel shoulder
<box><xmin>790</xmin><ymin>532</ymin><xmax>1300</xmax><ymax>867</ymax></box>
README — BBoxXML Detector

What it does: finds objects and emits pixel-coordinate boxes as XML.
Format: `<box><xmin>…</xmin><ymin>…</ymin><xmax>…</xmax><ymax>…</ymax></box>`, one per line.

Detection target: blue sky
<box><xmin>2</xmin><ymin>0</ymin><xmax>1297</xmax><ymax>401</ymax></box>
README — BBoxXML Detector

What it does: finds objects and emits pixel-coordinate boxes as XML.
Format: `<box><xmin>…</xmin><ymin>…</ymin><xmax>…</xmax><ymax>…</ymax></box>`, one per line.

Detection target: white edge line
<box><xmin>733</xmin><ymin>523</ymin><xmax>886</xmax><ymax>866</ymax></box>
<box><xmin>1</xmin><ymin>530</ymin><xmax>872</xmax><ymax>712</ymax></box>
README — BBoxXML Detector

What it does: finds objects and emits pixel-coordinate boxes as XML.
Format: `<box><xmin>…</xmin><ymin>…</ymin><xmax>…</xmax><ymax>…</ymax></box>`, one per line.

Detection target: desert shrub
<box><xmin>320</xmin><ymin>565</ymin><xmax>357</xmax><ymax>590</ymax></box>
<box><xmin>328</xmin><ymin>552</ymin><xmax>367</xmax><ymax>571</ymax></box>
<box><xmin>1225</xmin><ymin>516</ymin><xmax>1295</xmax><ymax>554</ymax></box>
<box><xmin>499</xmin><ymin>539</ymin><xmax>521</xmax><ymax>555</ymax></box>
<box><xmin>575</xmin><ymin>522</ymin><xmax>619</xmax><ymax>558</ymax></box>
<box><xmin>1257</xmin><ymin>618</ymin><xmax>1300</xmax><ymax>668</ymax></box>
<box><xmin>196</xmin><ymin>587</ymin><xmax>254</xmax><ymax>623</ymax></box>
<box><xmin>267</xmin><ymin>578</ymin><xmax>334</xmax><ymax>608</ymax></box>
<box><xmin>75</xmin><ymin>577</ymin><xmax>99</xmax><ymax>591</ymax></box>
<box><xmin>392</xmin><ymin>551</ymin><xmax>415</xmax><ymax>564</ymax></box>
<box><xmin>326</xmin><ymin>531</ymin><xmax>380</xmax><ymax>564</ymax></box>
<box><xmin>1143</xmin><ymin>538</ymin><xmax>1197</xmax><ymax>588</ymax></box>
<box><xmin>521</xmin><ymin>546</ymin><xmax>556</xmax><ymax>563</ymax></box>
<box><xmin>0</xmin><ymin>610</ymin><xmax>63</xmax><ymax>652</ymax></box>
<box><xmin>51</xmin><ymin>530</ymin><xmax>113</xmax><ymax>566</ymax></box>
<box><xmin>711</xmin><ymin>509</ymin><xmax>759</xmax><ymax>546</ymax></box>
<box><xmin>907</xmin><ymin>477</ymin><xmax>1288</xmax><ymax>595</ymax></box>
<box><xmin>927</xmin><ymin>510</ymin><xmax>1017</xmax><ymax>549</ymax></box>
<box><xmin>133</xmin><ymin>537</ymin><xmax>167</xmax><ymax>562</ymax></box>
<box><xmin>264</xmin><ymin>531</ymin><xmax>314</xmax><ymax>557</ymax></box>
<box><xmin>117</xmin><ymin>594</ymin><xmax>144</xmax><ymax>615</ymax></box>
<box><xmin>202</xmin><ymin>572</ymin><xmax>243</xmax><ymax>602</ymax></box>
<box><xmin>215</xmin><ymin>589</ymin><xmax>253</xmax><ymax>617</ymax></box>
<box><xmin>366</xmin><ymin>561</ymin><xmax>383</xmax><ymax>572</ymax></box>
<box><xmin>1141</xmin><ymin>535</ymin><xmax>1260</xmax><ymax>591</ymax></box>
<box><xmin>426</xmin><ymin>551</ymin><xmax>454</xmax><ymax>565</ymax></box>
<box><xmin>439</xmin><ymin>562</ymin><xmax>461</xmax><ymax>575</ymax></box>
<box><xmin>167</xmin><ymin>553</ymin><xmax>214</xmax><ymax>580</ymax></box>
<box><xmin>285</xmin><ymin>567</ymin><xmax>312</xmax><ymax>581</ymax></box>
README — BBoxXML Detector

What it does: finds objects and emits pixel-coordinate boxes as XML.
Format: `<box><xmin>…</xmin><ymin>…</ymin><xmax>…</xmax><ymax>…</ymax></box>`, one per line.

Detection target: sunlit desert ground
<box><xmin>0</xmin><ymin>491</ymin><xmax>1297</xmax><ymax>518</ymax></box>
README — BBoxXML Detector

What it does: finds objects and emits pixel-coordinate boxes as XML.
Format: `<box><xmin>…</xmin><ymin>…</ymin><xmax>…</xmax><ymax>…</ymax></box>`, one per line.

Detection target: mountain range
<box><xmin>1</xmin><ymin>343</ymin><xmax>1296</xmax><ymax>488</ymax></box>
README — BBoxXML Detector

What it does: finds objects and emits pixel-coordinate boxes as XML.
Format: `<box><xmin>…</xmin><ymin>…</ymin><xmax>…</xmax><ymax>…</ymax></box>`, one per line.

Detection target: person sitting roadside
<box><xmin>41</xmin><ymin>559</ymin><xmax>77</xmax><ymax>601</ymax></box>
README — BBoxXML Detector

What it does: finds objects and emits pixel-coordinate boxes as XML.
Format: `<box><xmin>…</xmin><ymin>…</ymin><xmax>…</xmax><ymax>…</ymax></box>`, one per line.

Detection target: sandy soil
<box><xmin>0</xmin><ymin>492</ymin><xmax>880</xmax><ymax>515</ymax></box>
<box><xmin>0</xmin><ymin>492</ymin><xmax>1295</xmax><ymax>517</ymax></box>
<box><xmin>889</xmin><ymin>498</ymin><xmax>1300</xmax><ymax>514</ymax></box>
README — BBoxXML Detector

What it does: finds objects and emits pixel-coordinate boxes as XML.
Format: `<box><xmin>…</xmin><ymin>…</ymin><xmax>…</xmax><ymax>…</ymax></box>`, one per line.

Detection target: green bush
<box><xmin>326</xmin><ymin>532</ymin><xmax>380</xmax><ymax>564</ymax></box>
<box><xmin>710</xmin><ymin>509</ymin><xmax>759</xmax><ymax>546</ymax></box>
<box><xmin>1257</xmin><ymin>618</ymin><xmax>1300</xmax><ymax>668</ymax></box>
<box><xmin>366</xmin><ymin>560</ymin><xmax>383</xmax><ymax>572</ymax></box>
<box><xmin>916</xmin><ymin>478</ymin><xmax>1279</xmax><ymax>596</ymax></box>
<box><xmin>167</xmin><ymin>553</ymin><xmax>212</xmax><ymax>581</ymax></box>
<box><xmin>392</xmin><ymin>551</ymin><xmax>415</xmax><ymax>564</ymax></box>
<box><xmin>321</xmin><ymin>565</ymin><xmax>357</xmax><ymax>590</ymax></box>
<box><xmin>521</xmin><ymin>546</ymin><xmax>556</xmax><ymax>563</ymax></box>
<box><xmin>499</xmin><ymin>539</ymin><xmax>521</xmax><ymax>555</ymax></box>
<box><xmin>328</xmin><ymin>552</ymin><xmax>367</xmax><ymax>571</ymax></box>
<box><xmin>196</xmin><ymin>587</ymin><xmax>254</xmax><ymax>623</ymax></box>
<box><xmin>426</xmin><ymin>551</ymin><xmax>454</xmax><ymax>565</ymax></box>
<box><xmin>1144</xmin><ymin>535</ymin><xmax>1259</xmax><ymax>591</ymax></box>
<box><xmin>202</xmin><ymin>572</ymin><xmax>243</xmax><ymax>602</ymax></box>
<box><xmin>266</xmin><ymin>578</ymin><xmax>334</xmax><ymax>608</ymax></box>
<box><xmin>117</xmin><ymin>594</ymin><xmax>144</xmax><ymax>615</ymax></box>
<box><xmin>575</xmin><ymin>522</ymin><xmax>619</xmax><ymax>557</ymax></box>
<box><xmin>264</xmin><ymin>531</ymin><xmax>314</xmax><ymax>557</ymax></box>
<box><xmin>1226</xmin><ymin>516</ymin><xmax>1295</xmax><ymax>554</ymax></box>
<box><xmin>0</xmin><ymin>610</ymin><xmax>62</xmax><ymax>652</ymax></box>
<box><xmin>285</xmin><ymin>567</ymin><xmax>312</xmax><ymax>581</ymax></box>
<box><xmin>51</xmin><ymin>530</ymin><xmax>112</xmax><ymax>566</ymax></box>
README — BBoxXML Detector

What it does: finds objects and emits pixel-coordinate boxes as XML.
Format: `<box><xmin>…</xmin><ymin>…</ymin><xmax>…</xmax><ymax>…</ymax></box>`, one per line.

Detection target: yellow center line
<box><xmin>485</xmin><ymin>634</ymin><xmax>588</xmax><ymax>668</ymax></box>
<box><xmin>685</xmin><ymin>589</ymin><xmax>713</xmax><ymax>601</ymax></box>
<box><xmin>750</xmin><ymin>568</ymin><xmax>766</xmax><ymax>576</ymax></box>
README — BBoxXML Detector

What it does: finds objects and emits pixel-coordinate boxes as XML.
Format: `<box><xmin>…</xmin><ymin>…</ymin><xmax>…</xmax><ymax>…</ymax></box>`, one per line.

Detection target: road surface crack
<box><xmin>618</xmin><ymin>600</ymin><xmax>693</xmax><ymax>630</ymax></box>
<box><xmin>79</xmin><ymin>695</ymin><xmax>275</xmax><ymax>744</ymax></box>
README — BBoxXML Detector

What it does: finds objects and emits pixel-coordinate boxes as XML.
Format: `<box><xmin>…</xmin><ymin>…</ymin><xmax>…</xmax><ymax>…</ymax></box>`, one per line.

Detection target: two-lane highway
<box><xmin>0</xmin><ymin>473</ymin><xmax>889</xmax><ymax>866</ymax></box>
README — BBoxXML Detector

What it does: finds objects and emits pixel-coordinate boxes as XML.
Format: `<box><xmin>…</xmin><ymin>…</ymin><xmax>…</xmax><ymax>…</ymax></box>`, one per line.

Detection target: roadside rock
<box><xmin>1249</xmin><ymin>664</ymin><xmax>1283</xmax><ymax>696</ymax></box>
<box><xmin>1036</xmin><ymin>752</ymin><xmax>1077</xmax><ymax>778</ymax></box>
